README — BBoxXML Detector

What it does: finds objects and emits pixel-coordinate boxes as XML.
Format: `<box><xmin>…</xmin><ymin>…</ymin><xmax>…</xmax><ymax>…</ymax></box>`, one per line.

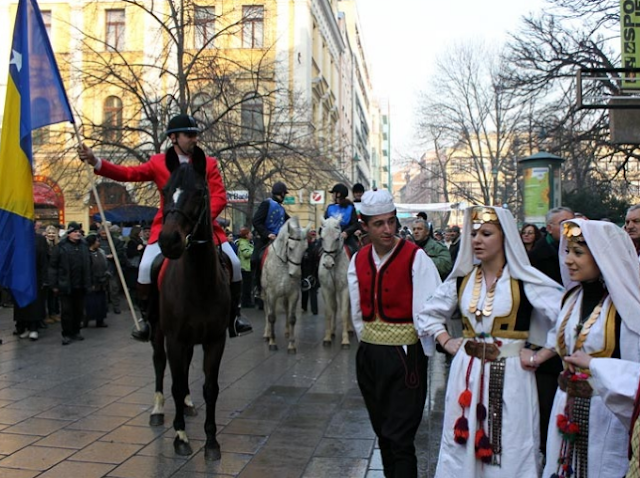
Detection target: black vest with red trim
<box><xmin>355</xmin><ymin>239</ymin><xmax>419</xmax><ymax>345</ymax></box>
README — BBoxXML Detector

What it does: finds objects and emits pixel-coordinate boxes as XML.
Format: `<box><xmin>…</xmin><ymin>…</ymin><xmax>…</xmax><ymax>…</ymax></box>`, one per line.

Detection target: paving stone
<box><xmin>35</xmin><ymin>429</ymin><xmax>105</xmax><ymax>449</ymax></box>
<box><xmin>0</xmin><ymin>446</ymin><xmax>75</xmax><ymax>471</ymax></box>
<box><xmin>302</xmin><ymin>456</ymin><xmax>368</xmax><ymax>477</ymax></box>
<box><xmin>70</xmin><ymin>441</ymin><xmax>142</xmax><ymax>464</ymax></box>
<box><xmin>0</xmin><ymin>435</ymin><xmax>40</xmax><ymax>455</ymax></box>
<box><xmin>221</xmin><ymin>418</ymin><xmax>279</xmax><ymax>436</ymax></box>
<box><xmin>65</xmin><ymin>415</ymin><xmax>130</xmax><ymax>433</ymax></box>
<box><xmin>0</xmin><ymin>467</ymin><xmax>40</xmax><ymax>477</ymax></box>
<box><xmin>107</xmin><ymin>455</ymin><xmax>186</xmax><ymax>478</ymax></box>
<box><xmin>100</xmin><ymin>425</ymin><xmax>166</xmax><ymax>445</ymax></box>
<box><xmin>35</xmin><ymin>461</ymin><xmax>115</xmax><ymax>478</ymax></box>
<box><xmin>2</xmin><ymin>418</ymin><xmax>72</xmax><ymax>437</ymax></box>
<box><xmin>314</xmin><ymin>438</ymin><xmax>374</xmax><ymax>458</ymax></box>
<box><xmin>179</xmin><ymin>450</ymin><xmax>252</xmax><ymax>476</ymax></box>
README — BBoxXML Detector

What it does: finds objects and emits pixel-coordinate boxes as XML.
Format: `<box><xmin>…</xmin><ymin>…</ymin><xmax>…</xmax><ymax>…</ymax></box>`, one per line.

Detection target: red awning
<box><xmin>33</xmin><ymin>182</ymin><xmax>60</xmax><ymax>207</ymax></box>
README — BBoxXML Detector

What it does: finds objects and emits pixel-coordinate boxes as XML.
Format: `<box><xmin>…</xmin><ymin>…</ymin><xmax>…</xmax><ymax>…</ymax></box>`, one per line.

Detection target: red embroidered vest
<box><xmin>355</xmin><ymin>239</ymin><xmax>418</xmax><ymax>324</ymax></box>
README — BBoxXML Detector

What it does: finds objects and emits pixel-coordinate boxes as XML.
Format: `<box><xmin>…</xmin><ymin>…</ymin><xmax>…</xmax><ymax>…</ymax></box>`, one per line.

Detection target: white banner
<box><xmin>310</xmin><ymin>190</ymin><xmax>325</xmax><ymax>205</ymax></box>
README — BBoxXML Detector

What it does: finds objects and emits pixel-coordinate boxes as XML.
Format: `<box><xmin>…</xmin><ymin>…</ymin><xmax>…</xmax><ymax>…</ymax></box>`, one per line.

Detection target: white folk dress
<box><xmin>542</xmin><ymin>290</ymin><xmax>640</xmax><ymax>478</ymax></box>
<box><xmin>419</xmin><ymin>264</ymin><xmax>558</xmax><ymax>478</ymax></box>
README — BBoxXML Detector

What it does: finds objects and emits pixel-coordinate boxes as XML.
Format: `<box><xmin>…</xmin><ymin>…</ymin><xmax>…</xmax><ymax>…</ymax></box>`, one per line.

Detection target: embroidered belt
<box><xmin>464</xmin><ymin>340</ymin><xmax>524</xmax><ymax>361</ymax></box>
<box><xmin>558</xmin><ymin>374</ymin><xmax>595</xmax><ymax>399</ymax></box>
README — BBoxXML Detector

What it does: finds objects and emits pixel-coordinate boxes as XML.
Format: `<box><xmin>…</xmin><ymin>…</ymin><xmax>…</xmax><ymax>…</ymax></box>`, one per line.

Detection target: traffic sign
<box><xmin>310</xmin><ymin>190</ymin><xmax>325</xmax><ymax>205</ymax></box>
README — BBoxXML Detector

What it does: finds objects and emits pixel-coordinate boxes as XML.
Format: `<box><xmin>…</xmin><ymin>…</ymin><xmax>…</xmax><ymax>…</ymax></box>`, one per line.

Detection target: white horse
<box><xmin>261</xmin><ymin>217</ymin><xmax>310</xmax><ymax>354</ymax></box>
<box><xmin>318</xmin><ymin>217</ymin><xmax>352</xmax><ymax>349</ymax></box>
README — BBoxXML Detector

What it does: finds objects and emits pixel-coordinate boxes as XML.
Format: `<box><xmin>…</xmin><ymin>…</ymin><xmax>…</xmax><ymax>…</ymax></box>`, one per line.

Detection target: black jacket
<box><xmin>48</xmin><ymin>236</ymin><xmax>91</xmax><ymax>294</ymax></box>
<box><xmin>529</xmin><ymin>235</ymin><xmax>562</xmax><ymax>285</ymax></box>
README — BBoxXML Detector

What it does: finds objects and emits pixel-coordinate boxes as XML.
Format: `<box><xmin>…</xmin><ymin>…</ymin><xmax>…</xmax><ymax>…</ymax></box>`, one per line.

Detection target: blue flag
<box><xmin>0</xmin><ymin>0</ymin><xmax>73</xmax><ymax>307</ymax></box>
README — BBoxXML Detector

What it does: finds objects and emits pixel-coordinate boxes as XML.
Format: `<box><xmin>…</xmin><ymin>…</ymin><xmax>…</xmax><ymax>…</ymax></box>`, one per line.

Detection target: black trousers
<box><xmin>536</xmin><ymin>354</ymin><xmax>563</xmax><ymax>455</ymax></box>
<box><xmin>356</xmin><ymin>341</ymin><xmax>428</xmax><ymax>478</ymax></box>
<box><xmin>60</xmin><ymin>290</ymin><xmax>85</xmax><ymax>337</ymax></box>
<box><xmin>301</xmin><ymin>287</ymin><xmax>318</xmax><ymax>314</ymax></box>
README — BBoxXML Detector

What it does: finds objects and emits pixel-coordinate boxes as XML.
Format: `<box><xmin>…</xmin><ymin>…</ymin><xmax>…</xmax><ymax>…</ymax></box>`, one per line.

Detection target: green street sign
<box><xmin>283</xmin><ymin>196</ymin><xmax>295</xmax><ymax>205</ymax></box>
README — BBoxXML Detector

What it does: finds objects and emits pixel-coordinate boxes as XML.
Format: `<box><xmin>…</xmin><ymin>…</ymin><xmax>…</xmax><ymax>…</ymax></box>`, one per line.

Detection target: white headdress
<box><xmin>559</xmin><ymin>218</ymin><xmax>640</xmax><ymax>334</ymax></box>
<box><xmin>360</xmin><ymin>190</ymin><xmax>395</xmax><ymax>216</ymax></box>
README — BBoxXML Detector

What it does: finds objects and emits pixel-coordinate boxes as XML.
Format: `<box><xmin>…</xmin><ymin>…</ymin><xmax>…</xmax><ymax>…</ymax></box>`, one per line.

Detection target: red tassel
<box><xmin>453</xmin><ymin>416</ymin><xmax>470</xmax><ymax>444</ymax></box>
<box><xmin>458</xmin><ymin>389</ymin><xmax>472</xmax><ymax>408</ymax></box>
<box><xmin>474</xmin><ymin>429</ymin><xmax>493</xmax><ymax>463</ymax></box>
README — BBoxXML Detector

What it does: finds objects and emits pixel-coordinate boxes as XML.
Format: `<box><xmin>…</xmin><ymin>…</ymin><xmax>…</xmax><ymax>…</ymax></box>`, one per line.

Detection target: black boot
<box><xmin>131</xmin><ymin>283</ymin><xmax>151</xmax><ymax>342</ymax></box>
<box><xmin>229</xmin><ymin>281</ymin><xmax>253</xmax><ymax>338</ymax></box>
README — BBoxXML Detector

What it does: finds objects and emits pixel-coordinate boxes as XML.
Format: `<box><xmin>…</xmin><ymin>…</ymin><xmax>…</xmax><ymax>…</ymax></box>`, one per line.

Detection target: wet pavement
<box><xmin>0</xmin><ymin>298</ymin><xmax>447</xmax><ymax>477</ymax></box>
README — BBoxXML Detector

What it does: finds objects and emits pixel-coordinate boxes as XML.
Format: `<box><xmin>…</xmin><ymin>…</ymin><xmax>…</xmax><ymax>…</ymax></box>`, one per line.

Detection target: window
<box><xmin>195</xmin><ymin>6</ymin><xmax>215</xmax><ymax>49</ymax></box>
<box><xmin>103</xmin><ymin>96</ymin><xmax>123</xmax><ymax>141</ymax></box>
<box><xmin>41</xmin><ymin>10</ymin><xmax>52</xmax><ymax>38</ymax></box>
<box><xmin>32</xmin><ymin>97</ymin><xmax>50</xmax><ymax>147</ymax></box>
<box><xmin>241</xmin><ymin>93</ymin><xmax>264</xmax><ymax>141</ymax></box>
<box><xmin>192</xmin><ymin>92</ymin><xmax>212</xmax><ymax>124</ymax></box>
<box><xmin>242</xmin><ymin>5</ymin><xmax>264</xmax><ymax>48</ymax></box>
<box><xmin>106</xmin><ymin>9</ymin><xmax>125</xmax><ymax>51</ymax></box>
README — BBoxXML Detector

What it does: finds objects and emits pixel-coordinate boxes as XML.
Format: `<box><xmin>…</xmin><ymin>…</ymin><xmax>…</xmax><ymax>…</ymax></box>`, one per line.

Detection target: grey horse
<box><xmin>319</xmin><ymin>216</ymin><xmax>352</xmax><ymax>349</ymax></box>
<box><xmin>261</xmin><ymin>217</ymin><xmax>310</xmax><ymax>353</ymax></box>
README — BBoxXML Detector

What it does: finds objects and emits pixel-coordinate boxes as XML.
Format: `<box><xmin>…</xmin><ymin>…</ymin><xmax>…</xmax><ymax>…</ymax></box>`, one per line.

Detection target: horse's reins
<box><xmin>271</xmin><ymin>235</ymin><xmax>303</xmax><ymax>266</ymax></box>
<box><xmin>164</xmin><ymin>184</ymin><xmax>211</xmax><ymax>250</ymax></box>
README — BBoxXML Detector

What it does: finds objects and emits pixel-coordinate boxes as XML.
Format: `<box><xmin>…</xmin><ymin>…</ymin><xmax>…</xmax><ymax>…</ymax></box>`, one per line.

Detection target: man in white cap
<box><xmin>347</xmin><ymin>189</ymin><xmax>441</xmax><ymax>478</ymax></box>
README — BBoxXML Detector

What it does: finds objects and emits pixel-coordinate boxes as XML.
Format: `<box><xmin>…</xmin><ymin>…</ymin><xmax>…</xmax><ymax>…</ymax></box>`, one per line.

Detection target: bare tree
<box><xmin>50</xmin><ymin>0</ymin><xmax>340</xmax><ymax>216</ymax></box>
<box><xmin>415</xmin><ymin>42</ymin><xmax>525</xmax><ymax>207</ymax></box>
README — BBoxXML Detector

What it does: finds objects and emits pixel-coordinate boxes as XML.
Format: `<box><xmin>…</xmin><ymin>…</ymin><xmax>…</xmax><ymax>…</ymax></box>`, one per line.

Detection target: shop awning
<box><xmin>92</xmin><ymin>205</ymin><xmax>158</xmax><ymax>224</ymax></box>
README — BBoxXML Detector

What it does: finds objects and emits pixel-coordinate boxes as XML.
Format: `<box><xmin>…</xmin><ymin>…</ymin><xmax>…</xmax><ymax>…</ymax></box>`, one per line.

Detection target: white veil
<box><xmin>448</xmin><ymin>206</ymin><xmax>564</xmax><ymax>345</ymax></box>
<box><xmin>558</xmin><ymin>218</ymin><xmax>640</xmax><ymax>335</ymax></box>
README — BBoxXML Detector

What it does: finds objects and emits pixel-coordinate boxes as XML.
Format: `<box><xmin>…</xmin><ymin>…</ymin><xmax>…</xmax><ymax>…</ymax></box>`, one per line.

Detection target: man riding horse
<box><xmin>251</xmin><ymin>181</ymin><xmax>290</xmax><ymax>301</ymax></box>
<box><xmin>325</xmin><ymin>183</ymin><xmax>360</xmax><ymax>256</ymax></box>
<box><xmin>78</xmin><ymin>114</ymin><xmax>252</xmax><ymax>340</ymax></box>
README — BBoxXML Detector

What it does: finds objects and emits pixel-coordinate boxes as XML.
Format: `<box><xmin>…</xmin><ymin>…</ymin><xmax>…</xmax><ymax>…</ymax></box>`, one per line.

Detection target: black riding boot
<box><xmin>229</xmin><ymin>281</ymin><xmax>253</xmax><ymax>338</ymax></box>
<box><xmin>131</xmin><ymin>283</ymin><xmax>151</xmax><ymax>342</ymax></box>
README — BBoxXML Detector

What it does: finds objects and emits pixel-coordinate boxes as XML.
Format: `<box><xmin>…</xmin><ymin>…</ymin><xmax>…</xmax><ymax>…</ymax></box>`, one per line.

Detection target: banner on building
<box><xmin>622</xmin><ymin>0</ymin><xmax>640</xmax><ymax>88</ymax></box>
<box><xmin>227</xmin><ymin>190</ymin><xmax>249</xmax><ymax>203</ymax></box>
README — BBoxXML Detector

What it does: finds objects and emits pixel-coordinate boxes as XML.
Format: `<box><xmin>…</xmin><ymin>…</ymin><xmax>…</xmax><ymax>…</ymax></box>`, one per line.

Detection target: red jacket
<box><xmin>355</xmin><ymin>239</ymin><xmax>418</xmax><ymax>323</ymax></box>
<box><xmin>96</xmin><ymin>151</ymin><xmax>227</xmax><ymax>245</ymax></box>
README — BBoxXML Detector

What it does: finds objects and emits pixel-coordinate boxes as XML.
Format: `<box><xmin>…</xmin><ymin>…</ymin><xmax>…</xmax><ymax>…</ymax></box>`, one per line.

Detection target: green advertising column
<box><xmin>518</xmin><ymin>151</ymin><xmax>565</xmax><ymax>226</ymax></box>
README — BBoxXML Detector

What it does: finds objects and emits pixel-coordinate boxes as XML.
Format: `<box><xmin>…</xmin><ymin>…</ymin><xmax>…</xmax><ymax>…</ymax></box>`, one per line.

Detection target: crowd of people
<box><xmin>5</xmin><ymin>112</ymin><xmax>640</xmax><ymax>476</ymax></box>
<box><xmin>344</xmin><ymin>196</ymin><xmax>640</xmax><ymax>478</ymax></box>
<box><xmin>0</xmin><ymin>220</ymin><xmax>151</xmax><ymax>345</ymax></box>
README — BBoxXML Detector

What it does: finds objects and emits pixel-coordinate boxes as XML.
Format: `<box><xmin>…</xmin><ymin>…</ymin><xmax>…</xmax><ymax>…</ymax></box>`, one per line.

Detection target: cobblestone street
<box><xmin>0</xmin><ymin>299</ymin><xmax>447</xmax><ymax>477</ymax></box>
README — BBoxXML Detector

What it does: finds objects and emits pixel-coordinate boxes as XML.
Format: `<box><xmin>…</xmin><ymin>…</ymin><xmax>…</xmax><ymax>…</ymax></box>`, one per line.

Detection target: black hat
<box><xmin>67</xmin><ymin>221</ymin><xmax>82</xmax><ymax>233</ymax></box>
<box><xmin>166</xmin><ymin>114</ymin><xmax>201</xmax><ymax>136</ymax></box>
<box><xmin>329</xmin><ymin>183</ymin><xmax>349</xmax><ymax>198</ymax></box>
<box><xmin>272</xmin><ymin>182</ymin><xmax>289</xmax><ymax>196</ymax></box>
<box><xmin>416</xmin><ymin>212</ymin><xmax>428</xmax><ymax>220</ymax></box>
<box><xmin>352</xmin><ymin>183</ymin><xmax>365</xmax><ymax>194</ymax></box>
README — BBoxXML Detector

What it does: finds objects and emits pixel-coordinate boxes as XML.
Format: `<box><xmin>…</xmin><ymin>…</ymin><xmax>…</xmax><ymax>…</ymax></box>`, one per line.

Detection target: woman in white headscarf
<box><xmin>416</xmin><ymin>206</ymin><xmax>564</xmax><ymax>478</ymax></box>
<box><xmin>519</xmin><ymin>219</ymin><xmax>640</xmax><ymax>478</ymax></box>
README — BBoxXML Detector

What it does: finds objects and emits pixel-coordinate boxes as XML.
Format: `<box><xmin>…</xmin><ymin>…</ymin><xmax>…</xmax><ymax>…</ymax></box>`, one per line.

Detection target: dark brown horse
<box><xmin>155</xmin><ymin>154</ymin><xmax>230</xmax><ymax>461</ymax></box>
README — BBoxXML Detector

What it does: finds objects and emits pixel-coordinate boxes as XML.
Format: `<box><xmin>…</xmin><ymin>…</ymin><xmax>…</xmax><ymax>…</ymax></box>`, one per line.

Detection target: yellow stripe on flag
<box><xmin>0</xmin><ymin>77</ymin><xmax>34</xmax><ymax>220</ymax></box>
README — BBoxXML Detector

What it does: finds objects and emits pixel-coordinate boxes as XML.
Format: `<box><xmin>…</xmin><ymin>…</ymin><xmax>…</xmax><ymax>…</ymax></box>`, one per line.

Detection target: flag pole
<box><xmin>71</xmin><ymin>123</ymin><xmax>141</xmax><ymax>331</ymax></box>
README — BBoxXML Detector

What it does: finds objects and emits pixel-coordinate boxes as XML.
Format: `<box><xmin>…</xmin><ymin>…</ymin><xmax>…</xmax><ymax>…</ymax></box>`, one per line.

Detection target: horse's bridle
<box><xmin>271</xmin><ymin>235</ymin><xmax>303</xmax><ymax>266</ymax></box>
<box><xmin>164</xmin><ymin>184</ymin><xmax>211</xmax><ymax>249</ymax></box>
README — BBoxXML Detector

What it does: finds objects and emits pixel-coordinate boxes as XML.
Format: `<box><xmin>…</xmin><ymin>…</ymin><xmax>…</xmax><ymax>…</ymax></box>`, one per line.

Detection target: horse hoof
<box><xmin>287</xmin><ymin>347</ymin><xmax>297</xmax><ymax>355</ymax></box>
<box><xmin>173</xmin><ymin>436</ymin><xmax>193</xmax><ymax>456</ymax></box>
<box><xmin>341</xmin><ymin>343</ymin><xmax>351</xmax><ymax>350</ymax></box>
<box><xmin>269</xmin><ymin>344</ymin><xmax>278</xmax><ymax>351</ymax></box>
<box><xmin>184</xmin><ymin>406</ymin><xmax>198</xmax><ymax>417</ymax></box>
<box><xmin>205</xmin><ymin>444</ymin><xmax>221</xmax><ymax>461</ymax></box>
<box><xmin>323</xmin><ymin>340</ymin><xmax>332</xmax><ymax>347</ymax></box>
<box><xmin>149</xmin><ymin>414</ymin><xmax>164</xmax><ymax>427</ymax></box>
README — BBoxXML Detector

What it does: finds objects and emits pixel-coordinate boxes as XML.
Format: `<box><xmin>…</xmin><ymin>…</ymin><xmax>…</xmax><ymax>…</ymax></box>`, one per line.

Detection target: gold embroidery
<box><xmin>557</xmin><ymin>291</ymin><xmax>611</xmax><ymax>359</ymax></box>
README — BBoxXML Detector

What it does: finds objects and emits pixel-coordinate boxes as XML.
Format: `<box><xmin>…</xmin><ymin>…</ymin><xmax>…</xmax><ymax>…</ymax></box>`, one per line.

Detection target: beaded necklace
<box><xmin>557</xmin><ymin>290</ymin><xmax>607</xmax><ymax>357</ymax></box>
<box><xmin>468</xmin><ymin>266</ymin><xmax>504</xmax><ymax>319</ymax></box>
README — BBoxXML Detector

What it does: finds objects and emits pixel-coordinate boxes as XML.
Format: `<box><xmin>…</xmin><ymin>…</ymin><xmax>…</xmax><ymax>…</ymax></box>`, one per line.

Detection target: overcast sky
<box><xmin>356</xmin><ymin>0</ymin><xmax>547</xmax><ymax>162</ymax></box>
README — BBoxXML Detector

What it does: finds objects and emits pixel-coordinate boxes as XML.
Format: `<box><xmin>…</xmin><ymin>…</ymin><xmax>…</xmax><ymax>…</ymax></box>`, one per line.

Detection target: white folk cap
<box><xmin>360</xmin><ymin>189</ymin><xmax>395</xmax><ymax>216</ymax></box>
